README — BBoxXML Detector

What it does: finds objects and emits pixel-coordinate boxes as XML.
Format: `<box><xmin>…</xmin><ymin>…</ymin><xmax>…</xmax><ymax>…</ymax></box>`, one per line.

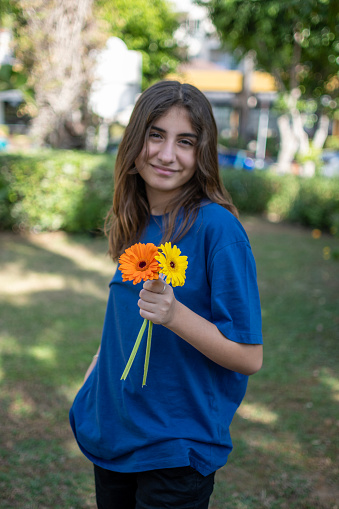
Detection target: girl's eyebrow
<box><xmin>151</xmin><ymin>125</ymin><xmax>198</xmax><ymax>139</ymax></box>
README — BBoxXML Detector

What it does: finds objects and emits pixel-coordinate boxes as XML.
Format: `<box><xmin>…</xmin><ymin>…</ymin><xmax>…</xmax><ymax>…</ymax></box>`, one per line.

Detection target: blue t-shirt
<box><xmin>69</xmin><ymin>202</ymin><xmax>263</xmax><ymax>476</ymax></box>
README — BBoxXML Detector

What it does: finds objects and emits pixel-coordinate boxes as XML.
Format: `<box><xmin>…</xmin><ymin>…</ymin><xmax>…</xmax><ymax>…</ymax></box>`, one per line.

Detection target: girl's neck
<box><xmin>150</xmin><ymin>203</ymin><xmax>167</xmax><ymax>216</ymax></box>
<box><xmin>147</xmin><ymin>190</ymin><xmax>178</xmax><ymax>216</ymax></box>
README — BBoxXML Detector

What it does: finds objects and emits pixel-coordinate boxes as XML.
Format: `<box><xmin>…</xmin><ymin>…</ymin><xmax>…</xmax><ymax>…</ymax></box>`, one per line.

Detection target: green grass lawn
<box><xmin>0</xmin><ymin>217</ymin><xmax>338</xmax><ymax>508</ymax></box>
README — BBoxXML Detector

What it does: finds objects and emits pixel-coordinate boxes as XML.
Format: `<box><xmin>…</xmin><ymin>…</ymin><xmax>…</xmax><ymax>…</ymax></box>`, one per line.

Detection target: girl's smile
<box><xmin>151</xmin><ymin>164</ymin><xmax>179</xmax><ymax>176</ymax></box>
<box><xmin>135</xmin><ymin>106</ymin><xmax>198</xmax><ymax>214</ymax></box>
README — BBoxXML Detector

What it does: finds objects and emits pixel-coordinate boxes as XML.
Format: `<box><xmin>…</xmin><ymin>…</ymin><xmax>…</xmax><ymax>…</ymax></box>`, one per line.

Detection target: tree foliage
<box><xmin>201</xmin><ymin>0</ymin><xmax>339</xmax><ymax>104</ymax></box>
<box><xmin>0</xmin><ymin>1</ymin><xmax>30</xmax><ymax>95</ymax></box>
<box><xmin>95</xmin><ymin>0</ymin><xmax>182</xmax><ymax>89</ymax></box>
<box><xmin>201</xmin><ymin>0</ymin><xmax>339</xmax><ymax>174</ymax></box>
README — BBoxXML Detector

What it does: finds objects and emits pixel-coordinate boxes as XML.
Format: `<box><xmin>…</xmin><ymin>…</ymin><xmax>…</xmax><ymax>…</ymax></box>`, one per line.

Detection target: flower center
<box><xmin>139</xmin><ymin>261</ymin><xmax>147</xmax><ymax>269</ymax></box>
<box><xmin>170</xmin><ymin>261</ymin><xmax>175</xmax><ymax>268</ymax></box>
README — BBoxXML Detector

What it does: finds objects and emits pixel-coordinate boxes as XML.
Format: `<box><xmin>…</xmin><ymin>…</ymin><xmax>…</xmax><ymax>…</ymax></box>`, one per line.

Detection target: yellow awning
<box><xmin>251</xmin><ymin>72</ymin><xmax>277</xmax><ymax>93</ymax></box>
<box><xmin>167</xmin><ymin>69</ymin><xmax>243</xmax><ymax>92</ymax></box>
<box><xmin>167</xmin><ymin>69</ymin><xmax>277</xmax><ymax>94</ymax></box>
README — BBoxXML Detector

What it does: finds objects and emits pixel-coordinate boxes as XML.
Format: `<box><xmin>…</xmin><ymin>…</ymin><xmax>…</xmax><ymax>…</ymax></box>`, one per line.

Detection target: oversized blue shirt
<box><xmin>70</xmin><ymin>202</ymin><xmax>263</xmax><ymax>476</ymax></box>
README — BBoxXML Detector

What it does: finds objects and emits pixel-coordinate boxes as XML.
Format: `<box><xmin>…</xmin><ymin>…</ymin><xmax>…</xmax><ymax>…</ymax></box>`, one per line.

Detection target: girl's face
<box><xmin>135</xmin><ymin>106</ymin><xmax>198</xmax><ymax>215</ymax></box>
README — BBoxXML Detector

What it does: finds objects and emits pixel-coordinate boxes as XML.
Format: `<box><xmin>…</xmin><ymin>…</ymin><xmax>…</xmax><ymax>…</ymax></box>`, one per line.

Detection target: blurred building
<box><xmin>89</xmin><ymin>37</ymin><xmax>142</xmax><ymax>123</ymax></box>
<box><xmin>88</xmin><ymin>37</ymin><xmax>142</xmax><ymax>152</ymax></box>
<box><xmin>0</xmin><ymin>27</ymin><xmax>12</xmax><ymax>65</ymax></box>
<box><xmin>0</xmin><ymin>28</ymin><xmax>26</xmax><ymax>135</ymax></box>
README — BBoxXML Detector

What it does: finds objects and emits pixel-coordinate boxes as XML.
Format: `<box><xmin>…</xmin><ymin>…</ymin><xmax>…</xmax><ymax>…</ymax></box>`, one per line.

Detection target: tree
<box><xmin>200</xmin><ymin>0</ymin><xmax>339</xmax><ymax>175</ymax></box>
<box><xmin>0</xmin><ymin>1</ymin><xmax>31</xmax><ymax>95</ymax></box>
<box><xmin>9</xmin><ymin>0</ymin><xmax>101</xmax><ymax>148</ymax></box>
<box><xmin>95</xmin><ymin>0</ymin><xmax>182</xmax><ymax>89</ymax></box>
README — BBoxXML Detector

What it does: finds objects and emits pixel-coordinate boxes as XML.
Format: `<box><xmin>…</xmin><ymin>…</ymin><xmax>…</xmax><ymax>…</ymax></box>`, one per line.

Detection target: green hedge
<box><xmin>0</xmin><ymin>150</ymin><xmax>114</xmax><ymax>232</ymax></box>
<box><xmin>221</xmin><ymin>169</ymin><xmax>339</xmax><ymax>234</ymax></box>
<box><xmin>1</xmin><ymin>151</ymin><xmax>339</xmax><ymax>235</ymax></box>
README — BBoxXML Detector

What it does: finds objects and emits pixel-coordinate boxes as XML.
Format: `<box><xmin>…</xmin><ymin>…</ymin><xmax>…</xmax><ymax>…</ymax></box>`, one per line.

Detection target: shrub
<box><xmin>0</xmin><ymin>150</ymin><xmax>114</xmax><ymax>232</ymax></box>
<box><xmin>222</xmin><ymin>169</ymin><xmax>339</xmax><ymax>234</ymax></box>
<box><xmin>288</xmin><ymin>177</ymin><xmax>339</xmax><ymax>231</ymax></box>
<box><xmin>221</xmin><ymin>169</ymin><xmax>275</xmax><ymax>214</ymax></box>
<box><xmin>1</xmin><ymin>152</ymin><xmax>339</xmax><ymax>235</ymax></box>
<box><xmin>265</xmin><ymin>175</ymin><xmax>300</xmax><ymax>220</ymax></box>
<box><xmin>325</xmin><ymin>135</ymin><xmax>339</xmax><ymax>151</ymax></box>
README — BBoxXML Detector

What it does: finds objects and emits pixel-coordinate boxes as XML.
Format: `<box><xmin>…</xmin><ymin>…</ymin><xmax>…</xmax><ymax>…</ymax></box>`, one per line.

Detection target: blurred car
<box><xmin>218</xmin><ymin>148</ymin><xmax>255</xmax><ymax>170</ymax></box>
<box><xmin>322</xmin><ymin>150</ymin><xmax>339</xmax><ymax>177</ymax></box>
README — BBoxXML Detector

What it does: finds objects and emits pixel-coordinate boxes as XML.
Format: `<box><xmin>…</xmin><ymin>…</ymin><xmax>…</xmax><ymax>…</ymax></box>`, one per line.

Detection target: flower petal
<box><xmin>119</xmin><ymin>243</ymin><xmax>160</xmax><ymax>284</ymax></box>
<box><xmin>156</xmin><ymin>242</ymin><xmax>187</xmax><ymax>287</ymax></box>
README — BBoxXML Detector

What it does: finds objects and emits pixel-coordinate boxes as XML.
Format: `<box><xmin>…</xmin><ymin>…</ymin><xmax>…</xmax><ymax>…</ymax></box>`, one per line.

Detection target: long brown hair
<box><xmin>105</xmin><ymin>80</ymin><xmax>238</xmax><ymax>261</ymax></box>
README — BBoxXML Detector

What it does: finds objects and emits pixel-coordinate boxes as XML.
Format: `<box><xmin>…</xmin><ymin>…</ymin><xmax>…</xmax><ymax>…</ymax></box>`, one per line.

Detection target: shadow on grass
<box><xmin>1</xmin><ymin>221</ymin><xmax>339</xmax><ymax>508</ymax></box>
<box><xmin>209</xmin><ymin>218</ymin><xmax>339</xmax><ymax>508</ymax></box>
<box><xmin>0</xmin><ymin>233</ymin><xmax>114</xmax><ymax>508</ymax></box>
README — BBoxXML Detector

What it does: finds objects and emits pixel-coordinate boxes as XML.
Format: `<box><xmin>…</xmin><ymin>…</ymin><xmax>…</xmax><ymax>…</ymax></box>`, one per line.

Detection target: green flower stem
<box><xmin>120</xmin><ymin>318</ymin><xmax>148</xmax><ymax>380</ymax></box>
<box><xmin>142</xmin><ymin>320</ymin><xmax>153</xmax><ymax>387</ymax></box>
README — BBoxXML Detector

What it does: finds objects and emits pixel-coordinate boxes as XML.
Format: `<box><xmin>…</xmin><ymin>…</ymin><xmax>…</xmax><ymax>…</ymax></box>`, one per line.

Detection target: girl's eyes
<box><xmin>149</xmin><ymin>132</ymin><xmax>162</xmax><ymax>140</ymax></box>
<box><xmin>149</xmin><ymin>132</ymin><xmax>194</xmax><ymax>147</ymax></box>
<box><xmin>179</xmin><ymin>138</ymin><xmax>194</xmax><ymax>147</ymax></box>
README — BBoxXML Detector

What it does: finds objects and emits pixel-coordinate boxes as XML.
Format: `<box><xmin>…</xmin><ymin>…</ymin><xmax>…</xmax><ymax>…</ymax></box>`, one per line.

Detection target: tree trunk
<box><xmin>238</xmin><ymin>51</ymin><xmax>255</xmax><ymax>143</ymax></box>
<box><xmin>291</xmin><ymin>106</ymin><xmax>312</xmax><ymax>177</ymax></box>
<box><xmin>301</xmin><ymin>114</ymin><xmax>330</xmax><ymax>177</ymax></box>
<box><xmin>276</xmin><ymin>89</ymin><xmax>329</xmax><ymax>177</ymax></box>
<box><xmin>276</xmin><ymin>114</ymin><xmax>299</xmax><ymax>174</ymax></box>
<box><xmin>97</xmin><ymin>120</ymin><xmax>110</xmax><ymax>153</ymax></box>
<box><xmin>313</xmin><ymin>115</ymin><xmax>330</xmax><ymax>149</ymax></box>
<box><xmin>25</xmin><ymin>0</ymin><xmax>95</xmax><ymax>147</ymax></box>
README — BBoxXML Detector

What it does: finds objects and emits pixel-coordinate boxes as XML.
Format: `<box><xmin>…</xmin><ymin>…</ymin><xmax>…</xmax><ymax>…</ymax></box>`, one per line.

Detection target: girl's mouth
<box><xmin>152</xmin><ymin>165</ymin><xmax>179</xmax><ymax>176</ymax></box>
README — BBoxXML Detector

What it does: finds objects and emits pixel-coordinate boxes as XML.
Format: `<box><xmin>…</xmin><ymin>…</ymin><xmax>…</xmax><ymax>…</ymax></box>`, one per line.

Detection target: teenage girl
<box><xmin>70</xmin><ymin>80</ymin><xmax>263</xmax><ymax>509</ymax></box>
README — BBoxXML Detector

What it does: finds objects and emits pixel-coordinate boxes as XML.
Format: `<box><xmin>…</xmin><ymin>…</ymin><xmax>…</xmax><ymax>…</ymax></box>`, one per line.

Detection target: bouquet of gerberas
<box><xmin>118</xmin><ymin>242</ymin><xmax>188</xmax><ymax>386</ymax></box>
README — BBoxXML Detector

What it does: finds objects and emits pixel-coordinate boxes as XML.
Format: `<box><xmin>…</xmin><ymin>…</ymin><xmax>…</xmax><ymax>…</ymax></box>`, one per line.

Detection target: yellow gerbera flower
<box><xmin>155</xmin><ymin>242</ymin><xmax>188</xmax><ymax>287</ymax></box>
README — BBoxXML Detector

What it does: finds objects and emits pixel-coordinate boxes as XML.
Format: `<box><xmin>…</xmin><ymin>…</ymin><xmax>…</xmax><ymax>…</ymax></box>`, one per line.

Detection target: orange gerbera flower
<box><xmin>118</xmin><ymin>242</ymin><xmax>160</xmax><ymax>285</ymax></box>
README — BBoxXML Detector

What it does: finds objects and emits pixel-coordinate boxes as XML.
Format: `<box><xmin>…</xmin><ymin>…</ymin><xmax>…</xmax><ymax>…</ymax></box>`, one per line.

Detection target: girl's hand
<box><xmin>138</xmin><ymin>280</ymin><xmax>176</xmax><ymax>325</ymax></box>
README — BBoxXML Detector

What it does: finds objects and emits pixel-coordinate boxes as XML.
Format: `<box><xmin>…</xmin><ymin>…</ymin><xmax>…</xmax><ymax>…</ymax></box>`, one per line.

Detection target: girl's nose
<box><xmin>158</xmin><ymin>141</ymin><xmax>175</xmax><ymax>164</ymax></box>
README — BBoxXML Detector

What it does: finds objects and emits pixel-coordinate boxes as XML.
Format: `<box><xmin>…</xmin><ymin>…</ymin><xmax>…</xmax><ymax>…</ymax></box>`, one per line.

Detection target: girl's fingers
<box><xmin>138</xmin><ymin>282</ymin><xmax>175</xmax><ymax>325</ymax></box>
<box><xmin>138</xmin><ymin>298</ymin><xmax>156</xmax><ymax>312</ymax></box>
<box><xmin>143</xmin><ymin>279</ymin><xmax>167</xmax><ymax>294</ymax></box>
<box><xmin>140</xmin><ymin>283</ymin><xmax>172</xmax><ymax>303</ymax></box>
<box><xmin>139</xmin><ymin>288</ymin><xmax>157</xmax><ymax>303</ymax></box>
<box><xmin>138</xmin><ymin>299</ymin><xmax>165</xmax><ymax>324</ymax></box>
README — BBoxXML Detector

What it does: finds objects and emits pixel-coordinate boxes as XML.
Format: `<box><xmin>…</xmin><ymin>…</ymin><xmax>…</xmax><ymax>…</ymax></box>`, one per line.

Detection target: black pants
<box><xmin>94</xmin><ymin>464</ymin><xmax>215</xmax><ymax>509</ymax></box>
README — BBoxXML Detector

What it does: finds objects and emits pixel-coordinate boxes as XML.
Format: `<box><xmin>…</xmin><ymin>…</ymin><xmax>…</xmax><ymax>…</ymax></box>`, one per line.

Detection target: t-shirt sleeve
<box><xmin>209</xmin><ymin>241</ymin><xmax>263</xmax><ymax>345</ymax></box>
